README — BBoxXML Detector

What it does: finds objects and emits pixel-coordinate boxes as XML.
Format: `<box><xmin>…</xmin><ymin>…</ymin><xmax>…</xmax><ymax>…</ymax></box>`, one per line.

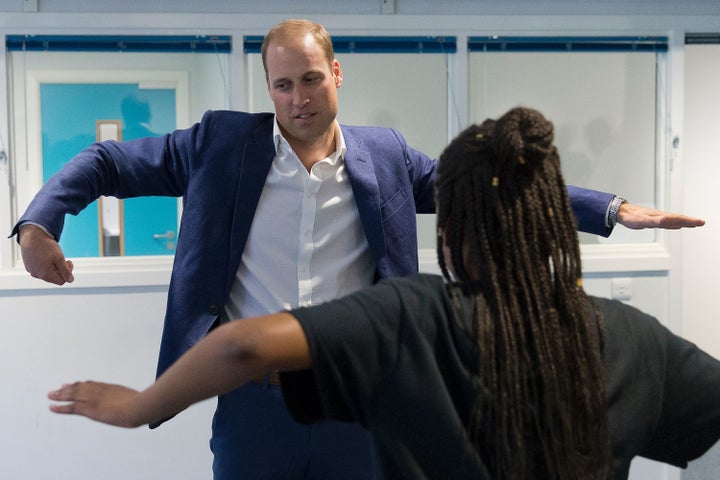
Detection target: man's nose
<box><xmin>293</xmin><ymin>86</ymin><xmax>310</xmax><ymax>106</ymax></box>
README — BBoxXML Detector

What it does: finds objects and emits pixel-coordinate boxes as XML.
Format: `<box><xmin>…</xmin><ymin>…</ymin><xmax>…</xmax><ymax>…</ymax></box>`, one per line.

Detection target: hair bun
<box><xmin>492</xmin><ymin>107</ymin><xmax>555</xmax><ymax>168</ymax></box>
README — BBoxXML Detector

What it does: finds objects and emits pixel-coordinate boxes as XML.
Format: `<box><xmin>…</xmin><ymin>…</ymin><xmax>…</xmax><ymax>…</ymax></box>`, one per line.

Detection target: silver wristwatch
<box><xmin>608</xmin><ymin>196</ymin><xmax>627</xmax><ymax>228</ymax></box>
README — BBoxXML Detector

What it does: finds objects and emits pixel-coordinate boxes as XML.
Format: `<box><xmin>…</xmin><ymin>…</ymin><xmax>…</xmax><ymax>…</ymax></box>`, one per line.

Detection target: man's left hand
<box><xmin>618</xmin><ymin>203</ymin><xmax>706</xmax><ymax>230</ymax></box>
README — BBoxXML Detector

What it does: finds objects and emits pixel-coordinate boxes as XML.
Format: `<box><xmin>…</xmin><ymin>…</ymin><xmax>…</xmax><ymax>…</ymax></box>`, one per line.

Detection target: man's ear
<box><xmin>333</xmin><ymin>59</ymin><xmax>343</xmax><ymax>87</ymax></box>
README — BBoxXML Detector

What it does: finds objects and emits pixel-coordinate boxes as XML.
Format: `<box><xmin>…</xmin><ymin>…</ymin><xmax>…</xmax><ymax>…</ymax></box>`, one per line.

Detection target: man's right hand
<box><xmin>18</xmin><ymin>224</ymin><xmax>74</xmax><ymax>285</ymax></box>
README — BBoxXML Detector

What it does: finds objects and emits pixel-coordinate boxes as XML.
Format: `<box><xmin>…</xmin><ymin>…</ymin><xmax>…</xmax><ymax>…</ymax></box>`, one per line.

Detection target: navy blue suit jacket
<box><xmin>14</xmin><ymin>110</ymin><xmax>614</xmax><ymax>381</ymax></box>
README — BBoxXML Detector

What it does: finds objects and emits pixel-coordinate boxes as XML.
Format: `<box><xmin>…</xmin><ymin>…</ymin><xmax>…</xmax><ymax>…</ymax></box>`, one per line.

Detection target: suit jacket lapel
<box><xmin>342</xmin><ymin>128</ymin><xmax>387</xmax><ymax>261</ymax></box>
<box><xmin>226</xmin><ymin>118</ymin><xmax>275</xmax><ymax>287</ymax></box>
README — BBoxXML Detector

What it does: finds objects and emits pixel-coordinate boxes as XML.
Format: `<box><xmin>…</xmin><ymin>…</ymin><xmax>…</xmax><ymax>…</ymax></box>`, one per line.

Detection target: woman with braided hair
<box><xmin>435</xmin><ymin>108</ymin><xmax>609</xmax><ymax>479</ymax></box>
<box><xmin>49</xmin><ymin>107</ymin><xmax>720</xmax><ymax>480</ymax></box>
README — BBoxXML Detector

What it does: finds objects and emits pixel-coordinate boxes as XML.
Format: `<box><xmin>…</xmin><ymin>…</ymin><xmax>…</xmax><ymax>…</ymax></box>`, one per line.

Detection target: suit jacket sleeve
<box><xmin>10</xmin><ymin>111</ymin><xmax>213</xmax><ymax>241</ymax></box>
<box><xmin>396</xmin><ymin>135</ymin><xmax>614</xmax><ymax>237</ymax></box>
<box><xmin>567</xmin><ymin>185</ymin><xmax>615</xmax><ymax>237</ymax></box>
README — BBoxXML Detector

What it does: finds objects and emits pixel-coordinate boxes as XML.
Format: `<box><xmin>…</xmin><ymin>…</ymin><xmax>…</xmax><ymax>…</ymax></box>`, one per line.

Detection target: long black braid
<box><xmin>435</xmin><ymin>107</ymin><xmax>609</xmax><ymax>479</ymax></box>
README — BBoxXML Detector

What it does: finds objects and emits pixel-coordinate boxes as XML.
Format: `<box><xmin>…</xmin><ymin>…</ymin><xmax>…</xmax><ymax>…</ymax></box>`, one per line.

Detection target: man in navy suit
<box><xmin>13</xmin><ymin>19</ymin><xmax>704</xmax><ymax>480</ymax></box>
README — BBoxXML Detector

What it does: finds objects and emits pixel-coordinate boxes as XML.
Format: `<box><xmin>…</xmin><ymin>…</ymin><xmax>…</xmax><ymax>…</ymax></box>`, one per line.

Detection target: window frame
<box><xmin>0</xmin><ymin>29</ymin><xmax>681</xmax><ymax>289</ymax></box>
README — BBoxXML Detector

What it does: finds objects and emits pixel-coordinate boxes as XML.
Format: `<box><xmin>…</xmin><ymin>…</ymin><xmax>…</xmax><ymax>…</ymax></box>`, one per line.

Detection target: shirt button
<box><xmin>209</xmin><ymin>305</ymin><xmax>219</xmax><ymax>315</ymax></box>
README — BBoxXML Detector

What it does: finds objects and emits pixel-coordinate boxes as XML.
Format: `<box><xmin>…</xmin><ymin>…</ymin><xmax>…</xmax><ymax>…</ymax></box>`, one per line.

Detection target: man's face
<box><xmin>265</xmin><ymin>33</ymin><xmax>343</xmax><ymax>146</ymax></box>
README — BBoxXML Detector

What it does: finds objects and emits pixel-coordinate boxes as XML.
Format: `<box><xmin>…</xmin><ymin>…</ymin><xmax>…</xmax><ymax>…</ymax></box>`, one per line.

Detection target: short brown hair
<box><xmin>261</xmin><ymin>19</ymin><xmax>335</xmax><ymax>77</ymax></box>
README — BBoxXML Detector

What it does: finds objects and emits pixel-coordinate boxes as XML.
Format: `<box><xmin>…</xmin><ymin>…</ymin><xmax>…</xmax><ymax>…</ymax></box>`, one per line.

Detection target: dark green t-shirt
<box><xmin>282</xmin><ymin>273</ymin><xmax>720</xmax><ymax>480</ymax></box>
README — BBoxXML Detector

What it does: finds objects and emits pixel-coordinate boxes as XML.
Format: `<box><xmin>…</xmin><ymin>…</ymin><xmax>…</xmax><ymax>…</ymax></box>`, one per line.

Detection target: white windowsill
<box><xmin>0</xmin><ymin>243</ymin><xmax>670</xmax><ymax>292</ymax></box>
<box><xmin>0</xmin><ymin>255</ymin><xmax>173</xmax><ymax>291</ymax></box>
<box><xmin>419</xmin><ymin>242</ymin><xmax>671</xmax><ymax>277</ymax></box>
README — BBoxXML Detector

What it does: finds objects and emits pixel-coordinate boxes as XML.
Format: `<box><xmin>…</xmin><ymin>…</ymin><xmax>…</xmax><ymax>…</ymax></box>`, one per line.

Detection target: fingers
<box><xmin>49</xmin><ymin>401</ymin><xmax>78</xmax><ymax>414</ymax></box>
<box><xmin>48</xmin><ymin>381</ymin><xmax>143</xmax><ymax>427</ymax></box>
<box><xmin>56</xmin><ymin>260</ymin><xmax>75</xmax><ymax>284</ymax></box>
<box><xmin>618</xmin><ymin>204</ymin><xmax>706</xmax><ymax>230</ymax></box>
<box><xmin>48</xmin><ymin>382</ymin><xmax>81</xmax><ymax>401</ymax></box>
<box><xmin>644</xmin><ymin>212</ymin><xmax>705</xmax><ymax>230</ymax></box>
<box><xmin>48</xmin><ymin>382</ymin><xmax>85</xmax><ymax>414</ymax></box>
<box><xmin>663</xmin><ymin>215</ymin><xmax>705</xmax><ymax>229</ymax></box>
<box><xmin>31</xmin><ymin>261</ymin><xmax>74</xmax><ymax>286</ymax></box>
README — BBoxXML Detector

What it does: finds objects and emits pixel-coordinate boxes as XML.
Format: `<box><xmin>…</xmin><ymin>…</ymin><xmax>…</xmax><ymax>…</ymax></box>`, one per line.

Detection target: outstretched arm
<box><xmin>618</xmin><ymin>203</ymin><xmax>705</xmax><ymax>230</ymax></box>
<box><xmin>48</xmin><ymin>312</ymin><xmax>310</xmax><ymax>428</ymax></box>
<box><xmin>565</xmin><ymin>186</ymin><xmax>705</xmax><ymax>236</ymax></box>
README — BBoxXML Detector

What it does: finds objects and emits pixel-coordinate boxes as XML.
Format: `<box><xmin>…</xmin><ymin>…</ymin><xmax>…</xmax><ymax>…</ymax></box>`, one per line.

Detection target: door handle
<box><xmin>152</xmin><ymin>231</ymin><xmax>176</xmax><ymax>239</ymax></box>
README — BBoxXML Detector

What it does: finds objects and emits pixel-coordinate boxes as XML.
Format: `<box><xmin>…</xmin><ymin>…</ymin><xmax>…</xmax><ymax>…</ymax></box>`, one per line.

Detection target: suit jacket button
<box><xmin>209</xmin><ymin>305</ymin><xmax>219</xmax><ymax>315</ymax></box>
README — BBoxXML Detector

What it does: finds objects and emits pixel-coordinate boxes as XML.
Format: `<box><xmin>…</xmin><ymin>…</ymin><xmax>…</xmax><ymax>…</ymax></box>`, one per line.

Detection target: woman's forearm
<box><xmin>49</xmin><ymin>312</ymin><xmax>310</xmax><ymax>428</ymax></box>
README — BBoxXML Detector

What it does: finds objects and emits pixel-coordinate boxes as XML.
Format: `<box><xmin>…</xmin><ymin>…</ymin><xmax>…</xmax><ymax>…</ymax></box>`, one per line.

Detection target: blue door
<box><xmin>40</xmin><ymin>83</ymin><xmax>178</xmax><ymax>256</ymax></box>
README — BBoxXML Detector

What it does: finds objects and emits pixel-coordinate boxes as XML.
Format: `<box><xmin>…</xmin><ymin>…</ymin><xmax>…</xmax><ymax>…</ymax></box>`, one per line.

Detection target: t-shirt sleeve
<box><xmin>638</xmin><ymin>319</ymin><xmax>720</xmax><ymax>466</ymax></box>
<box><xmin>601</xmin><ymin>297</ymin><xmax>720</xmax><ymax>468</ymax></box>
<box><xmin>281</xmin><ymin>279</ymin><xmax>407</xmax><ymax>425</ymax></box>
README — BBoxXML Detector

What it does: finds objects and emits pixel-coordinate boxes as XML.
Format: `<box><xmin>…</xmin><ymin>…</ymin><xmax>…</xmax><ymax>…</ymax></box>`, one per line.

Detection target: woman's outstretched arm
<box><xmin>48</xmin><ymin>312</ymin><xmax>310</xmax><ymax>427</ymax></box>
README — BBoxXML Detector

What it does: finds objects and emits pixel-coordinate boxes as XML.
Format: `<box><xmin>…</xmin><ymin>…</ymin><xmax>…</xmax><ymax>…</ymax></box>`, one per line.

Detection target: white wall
<box><xmin>0</xmin><ymin>286</ymin><xmax>216</xmax><ymax>480</ymax></box>
<box><xmin>0</xmin><ymin>2</ymin><xmax>719</xmax><ymax>479</ymax></box>
<box><xmin>683</xmin><ymin>45</ymin><xmax>720</xmax><ymax>358</ymax></box>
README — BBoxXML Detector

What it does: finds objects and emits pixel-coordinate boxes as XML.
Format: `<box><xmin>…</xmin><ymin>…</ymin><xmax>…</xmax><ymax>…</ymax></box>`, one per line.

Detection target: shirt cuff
<box><xmin>16</xmin><ymin>221</ymin><xmax>55</xmax><ymax>242</ymax></box>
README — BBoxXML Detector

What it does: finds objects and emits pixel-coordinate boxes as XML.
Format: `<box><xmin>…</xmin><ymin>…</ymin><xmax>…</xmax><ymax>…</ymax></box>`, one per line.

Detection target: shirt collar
<box><xmin>273</xmin><ymin>116</ymin><xmax>347</xmax><ymax>164</ymax></box>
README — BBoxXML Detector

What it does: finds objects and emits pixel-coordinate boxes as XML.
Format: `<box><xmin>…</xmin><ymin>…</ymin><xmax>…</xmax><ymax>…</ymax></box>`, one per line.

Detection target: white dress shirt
<box><xmin>224</xmin><ymin>118</ymin><xmax>376</xmax><ymax>320</ymax></box>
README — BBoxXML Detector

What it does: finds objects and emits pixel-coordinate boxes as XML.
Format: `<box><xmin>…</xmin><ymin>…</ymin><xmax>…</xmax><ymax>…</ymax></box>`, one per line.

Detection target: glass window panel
<box><xmin>469</xmin><ymin>50</ymin><xmax>660</xmax><ymax>244</ymax></box>
<box><xmin>10</xmin><ymin>49</ymin><xmax>229</xmax><ymax>257</ymax></box>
